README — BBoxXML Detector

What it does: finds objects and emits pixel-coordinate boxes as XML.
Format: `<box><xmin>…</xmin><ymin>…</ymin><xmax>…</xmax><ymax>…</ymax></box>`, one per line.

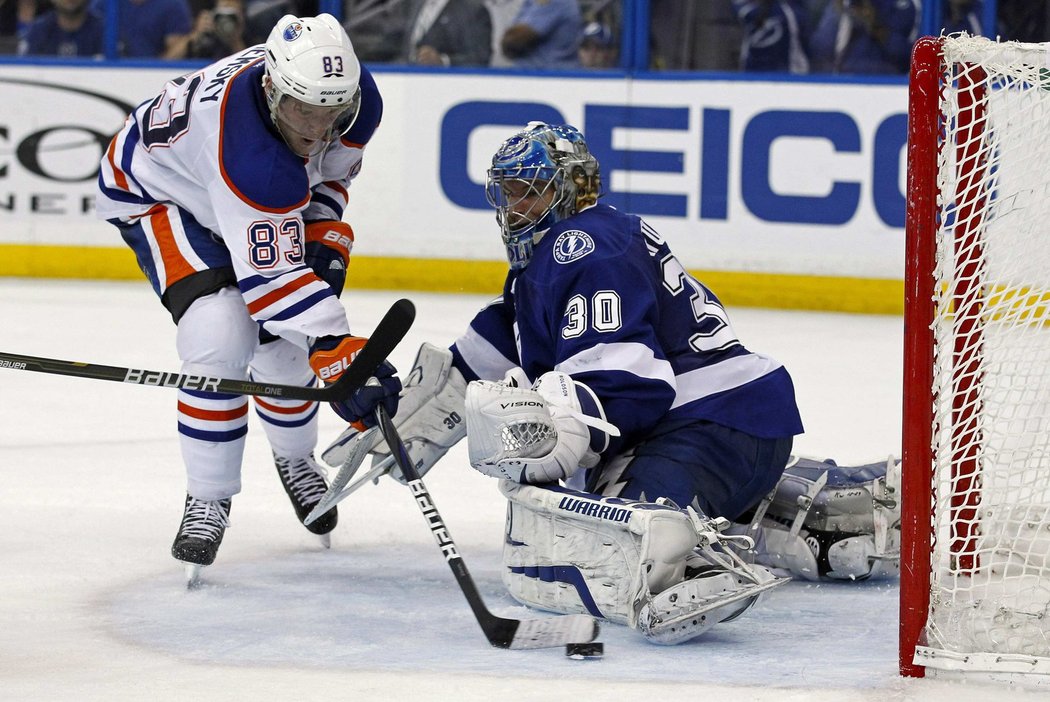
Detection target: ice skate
<box><xmin>171</xmin><ymin>495</ymin><xmax>231</xmax><ymax>588</ymax></box>
<box><xmin>274</xmin><ymin>452</ymin><xmax>338</xmax><ymax>546</ymax></box>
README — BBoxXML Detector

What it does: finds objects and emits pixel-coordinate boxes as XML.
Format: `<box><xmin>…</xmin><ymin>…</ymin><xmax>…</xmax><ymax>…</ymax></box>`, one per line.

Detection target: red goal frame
<box><xmin>900</xmin><ymin>35</ymin><xmax>989</xmax><ymax>678</ymax></box>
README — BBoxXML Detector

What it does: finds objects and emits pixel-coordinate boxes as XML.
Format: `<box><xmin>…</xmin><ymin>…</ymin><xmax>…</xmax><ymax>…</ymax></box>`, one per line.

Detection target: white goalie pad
<box><xmin>500</xmin><ymin>481</ymin><xmax>786</xmax><ymax>644</ymax></box>
<box><xmin>322</xmin><ymin>342</ymin><xmax>467</xmax><ymax>483</ymax></box>
<box><xmin>466</xmin><ymin>372</ymin><xmax>618</xmax><ymax>484</ymax></box>
<box><xmin>500</xmin><ymin>480</ymin><xmax>698</xmax><ymax>626</ymax></box>
<box><xmin>747</xmin><ymin>455</ymin><xmax>901</xmax><ymax>581</ymax></box>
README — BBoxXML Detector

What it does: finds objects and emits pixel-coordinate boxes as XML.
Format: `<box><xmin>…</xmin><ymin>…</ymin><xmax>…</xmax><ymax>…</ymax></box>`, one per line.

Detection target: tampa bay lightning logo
<box><xmin>283</xmin><ymin>22</ymin><xmax>303</xmax><ymax>41</ymax></box>
<box><xmin>552</xmin><ymin>230</ymin><xmax>595</xmax><ymax>264</ymax></box>
<box><xmin>497</xmin><ymin>134</ymin><xmax>531</xmax><ymax>162</ymax></box>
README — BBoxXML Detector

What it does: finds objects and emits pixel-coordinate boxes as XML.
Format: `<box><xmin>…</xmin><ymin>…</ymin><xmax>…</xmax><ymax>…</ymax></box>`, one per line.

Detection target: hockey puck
<box><xmin>565</xmin><ymin>642</ymin><xmax>604</xmax><ymax>659</ymax></box>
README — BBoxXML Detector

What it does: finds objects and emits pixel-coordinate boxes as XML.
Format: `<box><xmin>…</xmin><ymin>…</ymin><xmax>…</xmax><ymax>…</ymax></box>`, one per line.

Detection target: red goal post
<box><xmin>902</xmin><ymin>33</ymin><xmax>1050</xmax><ymax>682</ymax></box>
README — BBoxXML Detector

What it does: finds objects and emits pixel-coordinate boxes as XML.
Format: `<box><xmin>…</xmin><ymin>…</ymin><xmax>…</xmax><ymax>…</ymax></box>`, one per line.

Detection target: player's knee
<box><xmin>176</xmin><ymin>287</ymin><xmax>258</xmax><ymax>371</ymax></box>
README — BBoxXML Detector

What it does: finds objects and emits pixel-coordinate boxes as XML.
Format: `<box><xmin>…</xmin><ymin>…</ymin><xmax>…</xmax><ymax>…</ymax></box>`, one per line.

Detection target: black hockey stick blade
<box><xmin>0</xmin><ymin>298</ymin><xmax>415</xmax><ymax>402</ymax></box>
<box><xmin>375</xmin><ymin>405</ymin><xmax>600</xmax><ymax>650</ymax></box>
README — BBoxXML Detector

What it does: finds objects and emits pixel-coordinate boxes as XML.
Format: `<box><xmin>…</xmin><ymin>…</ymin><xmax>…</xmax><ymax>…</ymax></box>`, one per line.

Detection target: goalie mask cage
<box><xmin>901</xmin><ymin>33</ymin><xmax>1050</xmax><ymax>682</ymax></box>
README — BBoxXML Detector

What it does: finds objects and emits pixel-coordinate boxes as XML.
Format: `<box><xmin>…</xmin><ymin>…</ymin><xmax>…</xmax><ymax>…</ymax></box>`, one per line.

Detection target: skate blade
<box><xmin>318</xmin><ymin>533</ymin><xmax>331</xmax><ymax>549</ymax></box>
<box><xmin>185</xmin><ymin>563</ymin><xmax>204</xmax><ymax>590</ymax></box>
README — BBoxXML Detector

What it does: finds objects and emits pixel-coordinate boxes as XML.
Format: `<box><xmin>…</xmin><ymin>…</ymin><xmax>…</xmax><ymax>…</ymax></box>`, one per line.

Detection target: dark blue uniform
<box><xmin>452</xmin><ymin>203</ymin><xmax>804</xmax><ymax>519</ymax></box>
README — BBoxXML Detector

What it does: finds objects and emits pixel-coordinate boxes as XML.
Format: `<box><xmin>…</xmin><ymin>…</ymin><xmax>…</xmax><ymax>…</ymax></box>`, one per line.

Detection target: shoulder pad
<box><xmin>341</xmin><ymin>65</ymin><xmax>383</xmax><ymax>149</ymax></box>
<box><xmin>218</xmin><ymin>61</ymin><xmax>309</xmax><ymax>213</ymax></box>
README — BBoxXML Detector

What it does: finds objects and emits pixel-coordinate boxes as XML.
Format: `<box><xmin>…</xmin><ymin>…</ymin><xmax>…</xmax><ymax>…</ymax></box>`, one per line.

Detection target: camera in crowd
<box><xmin>187</xmin><ymin>4</ymin><xmax>244</xmax><ymax>59</ymax></box>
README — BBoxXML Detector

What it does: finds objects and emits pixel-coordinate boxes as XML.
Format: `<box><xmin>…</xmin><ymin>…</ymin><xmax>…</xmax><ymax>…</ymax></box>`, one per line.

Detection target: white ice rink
<box><xmin>0</xmin><ymin>279</ymin><xmax>1043</xmax><ymax>701</ymax></box>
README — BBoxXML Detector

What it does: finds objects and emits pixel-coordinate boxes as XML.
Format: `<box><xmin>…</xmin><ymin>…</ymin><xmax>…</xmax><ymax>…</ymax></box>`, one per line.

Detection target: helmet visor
<box><xmin>486</xmin><ymin>170</ymin><xmax>560</xmax><ymax>268</ymax></box>
<box><xmin>273</xmin><ymin>87</ymin><xmax>360</xmax><ymax>157</ymax></box>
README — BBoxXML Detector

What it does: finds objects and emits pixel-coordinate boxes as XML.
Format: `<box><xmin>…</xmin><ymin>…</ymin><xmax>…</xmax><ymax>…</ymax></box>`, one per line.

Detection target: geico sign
<box><xmin>0</xmin><ymin>77</ymin><xmax>133</xmax><ymax>182</ymax></box>
<box><xmin>0</xmin><ymin>125</ymin><xmax>113</xmax><ymax>182</ymax></box>
<box><xmin>438</xmin><ymin>101</ymin><xmax>907</xmax><ymax>229</ymax></box>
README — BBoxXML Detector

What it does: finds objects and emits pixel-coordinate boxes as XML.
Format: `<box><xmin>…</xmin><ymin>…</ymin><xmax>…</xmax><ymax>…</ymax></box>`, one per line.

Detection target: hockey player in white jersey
<box><xmin>95</xmin><ymin>14</ymin><xmax>401</xmax><ymax>580</ymax></box>
<box><xmin>321</xmin><ymin>123</ymin><xmax>900</xmax><ymax>643</ymax></box>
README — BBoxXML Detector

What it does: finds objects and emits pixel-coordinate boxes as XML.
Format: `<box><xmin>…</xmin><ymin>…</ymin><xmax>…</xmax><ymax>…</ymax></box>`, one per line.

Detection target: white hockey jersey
<box><xmin>96</xmin><ymin>45</ymin><xmax>383</xmax><ymax>347</ymax></box>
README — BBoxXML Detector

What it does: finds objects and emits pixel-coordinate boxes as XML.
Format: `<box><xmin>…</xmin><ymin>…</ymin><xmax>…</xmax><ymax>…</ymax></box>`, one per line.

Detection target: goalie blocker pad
<box><xmin>322</xmin><ymin>342</ymin><xmax>467</xmax><ymax>483</ymax></box>
<box><xmin>499</xmin><ymin>480</ymin><xmax>698</xmax><ymax>627</ymax></box>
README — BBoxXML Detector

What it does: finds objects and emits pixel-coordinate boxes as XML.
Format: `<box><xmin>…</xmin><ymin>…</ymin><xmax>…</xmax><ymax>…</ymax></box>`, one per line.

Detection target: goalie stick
<box><xmin>0</xmin><ymin>298</ymin><xmax>415</xmax><ymax>402</ymax></box>
<box><xmin>374</xmin><ymin>404</ymin><xmax>600</xmax><ymax>650</ymax></box>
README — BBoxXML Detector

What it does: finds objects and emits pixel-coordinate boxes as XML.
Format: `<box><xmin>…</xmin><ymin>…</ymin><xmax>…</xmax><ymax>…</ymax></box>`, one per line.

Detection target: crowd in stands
<box><xmin>3</xmin><ymin>0</ymin><xmax>1050</xmax><ymax>72</ymax></box>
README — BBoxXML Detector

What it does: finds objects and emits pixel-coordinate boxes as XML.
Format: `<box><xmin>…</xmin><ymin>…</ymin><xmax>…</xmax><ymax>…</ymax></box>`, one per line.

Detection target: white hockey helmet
<box><xmin>263</xmin><ymin>14</ymin><xmax>362</xmax><ymax>156</ymax></box>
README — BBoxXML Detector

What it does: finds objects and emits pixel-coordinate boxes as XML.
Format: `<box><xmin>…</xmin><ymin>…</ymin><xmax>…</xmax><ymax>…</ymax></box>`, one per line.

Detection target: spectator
<box><xmin>342</xmin><ymin>0</ymin><xmax>405</xmax><ymax>63</ymax></box>
<box><xmin>649</xmin><ymin>0</ymin><xmax>739</xmax><ymax>70</ymax></box>
<box><xmin>97</xmin><ymin>0</ymin><xmax>193</xmax><ymax>57</ymax></box>
<box><xmin>942</xmin><ymin>0</ymin><xmax>982</xmax><ymax>35</ymax></box>
<box><xmin>1</xmin><ymin>0</ymin><xmax>43</xmax><ymax>53</ymax></box>
<box><xmin>243</xmin><ymin>0</ymin><xmax>295</xmax><ymax>45</ymax></box>
<box><xmin>500</xmin><ymin>0</ymin><xmax>580</xmax><ymax>69</ymax></box>
<box><xmin>17</xmin><ymin>0</ymin><xmax>103</xmax><ymax>56</ymax></box>
<box><xmin>998</xmin><ymin>0</ymin><xmax>1050</xmax><ymax>43</ymax></box>
<box><xmin>176</xmin><ymin>0</ymin><xmax>248</xmax><ymax>58</ymax></box>
<box><xmin>808</xmin><ymin>0</ymin><xmax>918</xmax><ymax>74</ymax></box>
<box><xmin>484</xmin><ymin>0</ymin><xmax>523</xmax><ymax>66</ymax></box>
<box><xmin>404</xmin><ymin>0</ymin><xmax>492</xmax><ymax>66</ymax></box>
<box><xmin>577</xmin><ymin>20</ymin><xmax>616</xmax><ymax>68</ymax></box>
<box><xmin>730</xmin><ymin>0</ymin><xmax>809</xmax><ymax>73</ymax></box>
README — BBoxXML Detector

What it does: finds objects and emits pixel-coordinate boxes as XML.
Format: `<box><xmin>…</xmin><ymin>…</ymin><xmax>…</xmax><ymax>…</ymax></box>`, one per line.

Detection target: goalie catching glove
<box><xmin>309</xmin><ymin>335</ymin><xmax>401</xmax><ymax>427</ymax></box>
<box><xmin>465</xmin><ymin>371</ymin><xmax>620</xmax><ymax>484</ymax></box>
<box><xmin>322</xmin><ymin>342</ymin><xmax>467</xmax><ymax>482</ymax></box>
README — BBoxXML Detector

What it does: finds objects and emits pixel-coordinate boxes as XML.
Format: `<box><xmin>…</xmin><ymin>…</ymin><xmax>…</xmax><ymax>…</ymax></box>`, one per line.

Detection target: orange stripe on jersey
<box><xmin>106</xmin><ymin>130</ymin><xmax>130</xmax><ymax>192</ymax></box>
<box><xmin>149</xmin><ymin>205</ymin><xmax>197</xmax><ymax>288</ymax></box>
<box><xmin>254</xmin><ymin>396</ymin><xmax>315</xmax><ymax>414</ymax></box>
<box><xmin>245</xmin><ymin>270</ymin><xmax>318</xmax><ymax>316</ymax></box>
<box><xmin>323</xmin><ymin>180</ymin><xmax>349</xmax><ymax>202</ymax></box>
<box><xmin>178</xmin><ymin>401</ymin><xmax>249</xmax><ymax>421</ymax></box>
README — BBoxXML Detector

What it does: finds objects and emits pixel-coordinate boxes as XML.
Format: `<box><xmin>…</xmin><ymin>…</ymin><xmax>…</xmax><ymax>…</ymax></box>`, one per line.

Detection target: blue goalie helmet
<box><xmin>485</xmin><ymin>122</ymin><xmax>601</xmax><ymax>269</ymax></box>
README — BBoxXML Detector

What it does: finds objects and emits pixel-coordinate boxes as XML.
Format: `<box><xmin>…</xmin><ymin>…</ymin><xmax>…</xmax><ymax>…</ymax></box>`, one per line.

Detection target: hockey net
<box><xmin>901</xmin><ymin>33</ymin><xmax>1050</xmax><ymax>680</ymax></box>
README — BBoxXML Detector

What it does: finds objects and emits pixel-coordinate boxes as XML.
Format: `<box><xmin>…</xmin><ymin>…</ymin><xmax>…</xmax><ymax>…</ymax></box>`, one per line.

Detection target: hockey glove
<box><xmin>305</xmin><ymin>221</ymin><xmax>354</xmax><ymax>297</ymax></box>
<box><xmin>309</xmin><ymin>335</ymin><xmax>401</xmax><ymax>427</ymax></box>
<box><xmin>465</xmin><ymin>371</ymin><xmax>619</xmax><ymax>484</ymax></box>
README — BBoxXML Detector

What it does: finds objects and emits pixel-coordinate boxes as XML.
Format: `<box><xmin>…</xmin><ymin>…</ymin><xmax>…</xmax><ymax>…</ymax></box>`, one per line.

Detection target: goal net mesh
<box><xmin>922</xmin><ymin>33</ymin><xmax>1050</xmax><ymax>671</ymax></box>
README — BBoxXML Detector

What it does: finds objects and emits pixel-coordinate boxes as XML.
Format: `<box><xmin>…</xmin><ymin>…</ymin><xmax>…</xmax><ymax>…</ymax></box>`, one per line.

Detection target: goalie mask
<box><xmin>485</xmin><ymin>123</ymin><xmax>601</xmax><ymax>269</ymax></box>
<box><xmin>263</xmin><ymin>14</ymin><xmax>362</xmax><ymax>158</ymax></box>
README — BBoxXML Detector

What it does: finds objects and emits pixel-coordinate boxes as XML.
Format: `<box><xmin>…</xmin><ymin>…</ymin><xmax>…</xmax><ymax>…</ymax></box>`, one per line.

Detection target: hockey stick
<box><xmin>0</xmin><ymin>298</ymin><xmax>415</xmax><ymax>402</ymax></box>
<box><xmin>305</xmin><ymin>427</ymin><xmax>393</xmax><ymax>526</ymax></box>
<box><xmin>374</xmin><ymin>405</ymin><xmax>600</xmax><ymax>650</ymax></box>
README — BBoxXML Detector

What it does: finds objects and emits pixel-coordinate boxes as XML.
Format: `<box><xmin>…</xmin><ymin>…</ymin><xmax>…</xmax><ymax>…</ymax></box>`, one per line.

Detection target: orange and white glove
<box><xmin>305</xmin><ymin>221</ymin><xmax>354</xmax><ymax>296</ymax></box>
<box><xmin>309</xmin><ymin>335</ymin><xmax>401</xmax><ymax>428</ymax></box>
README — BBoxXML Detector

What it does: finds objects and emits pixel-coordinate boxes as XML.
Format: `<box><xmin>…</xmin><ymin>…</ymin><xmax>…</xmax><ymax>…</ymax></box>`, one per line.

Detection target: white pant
<box><xmin>176</xmin><ymin>287</ymin><xmax>318</xmax><ymax>500</ymax></box>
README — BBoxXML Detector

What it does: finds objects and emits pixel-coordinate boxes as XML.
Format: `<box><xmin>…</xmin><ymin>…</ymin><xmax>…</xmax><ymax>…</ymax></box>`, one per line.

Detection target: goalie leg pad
<box><xmin>752</xmin><ymin>455</ymin><xmax>901</xmax><ymax>581</ymax></box>
<box><xmin>499</xmin><ymin>480</ymin><xmax>698</xmax><ymax>626</ymax></box>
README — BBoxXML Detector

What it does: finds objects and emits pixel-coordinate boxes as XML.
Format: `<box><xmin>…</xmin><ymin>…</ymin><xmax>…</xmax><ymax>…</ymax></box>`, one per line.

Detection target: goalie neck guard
<box><xmin>263</xmin><ymin>14</ymin><xmax>362</xmax><ymax>157</ymax></box>
<box><xmin>485</xmin><ymin>123</ymin><xmax>601</xmax><ymax>269</ymax></box>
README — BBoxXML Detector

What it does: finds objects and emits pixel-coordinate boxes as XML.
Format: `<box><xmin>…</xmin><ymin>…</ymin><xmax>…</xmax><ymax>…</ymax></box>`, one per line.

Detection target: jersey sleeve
<box><xmin>450</xmin><ymin>291</ymin><xmax>520</xmax><ymax>382</ymax></box>
<box><xmin>303</xmin><ymin>65</ymin><xmax>383</xmax><ymax>223</ymax></box>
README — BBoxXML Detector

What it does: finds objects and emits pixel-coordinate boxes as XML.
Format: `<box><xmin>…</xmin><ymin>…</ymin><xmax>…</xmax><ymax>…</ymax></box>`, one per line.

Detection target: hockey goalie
<box><xmin>319</xmin><ymin>123</ymin><xmax>901</xmax><ymax>644</ymax></box>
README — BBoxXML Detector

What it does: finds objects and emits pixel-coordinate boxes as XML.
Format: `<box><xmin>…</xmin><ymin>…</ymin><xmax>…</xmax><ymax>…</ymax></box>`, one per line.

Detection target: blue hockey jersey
<box><xmin>451</xmin><ymin>203</ymin><xmax>804</xmax><ymax>457</ymax></box>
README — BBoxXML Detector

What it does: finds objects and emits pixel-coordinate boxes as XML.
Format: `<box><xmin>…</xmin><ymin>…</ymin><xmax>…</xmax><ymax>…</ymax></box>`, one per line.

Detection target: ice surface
<box><xmin>0</xmin><ymin>280</ymin><xmax>1040</xmax><ymax>701</ymax></box>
